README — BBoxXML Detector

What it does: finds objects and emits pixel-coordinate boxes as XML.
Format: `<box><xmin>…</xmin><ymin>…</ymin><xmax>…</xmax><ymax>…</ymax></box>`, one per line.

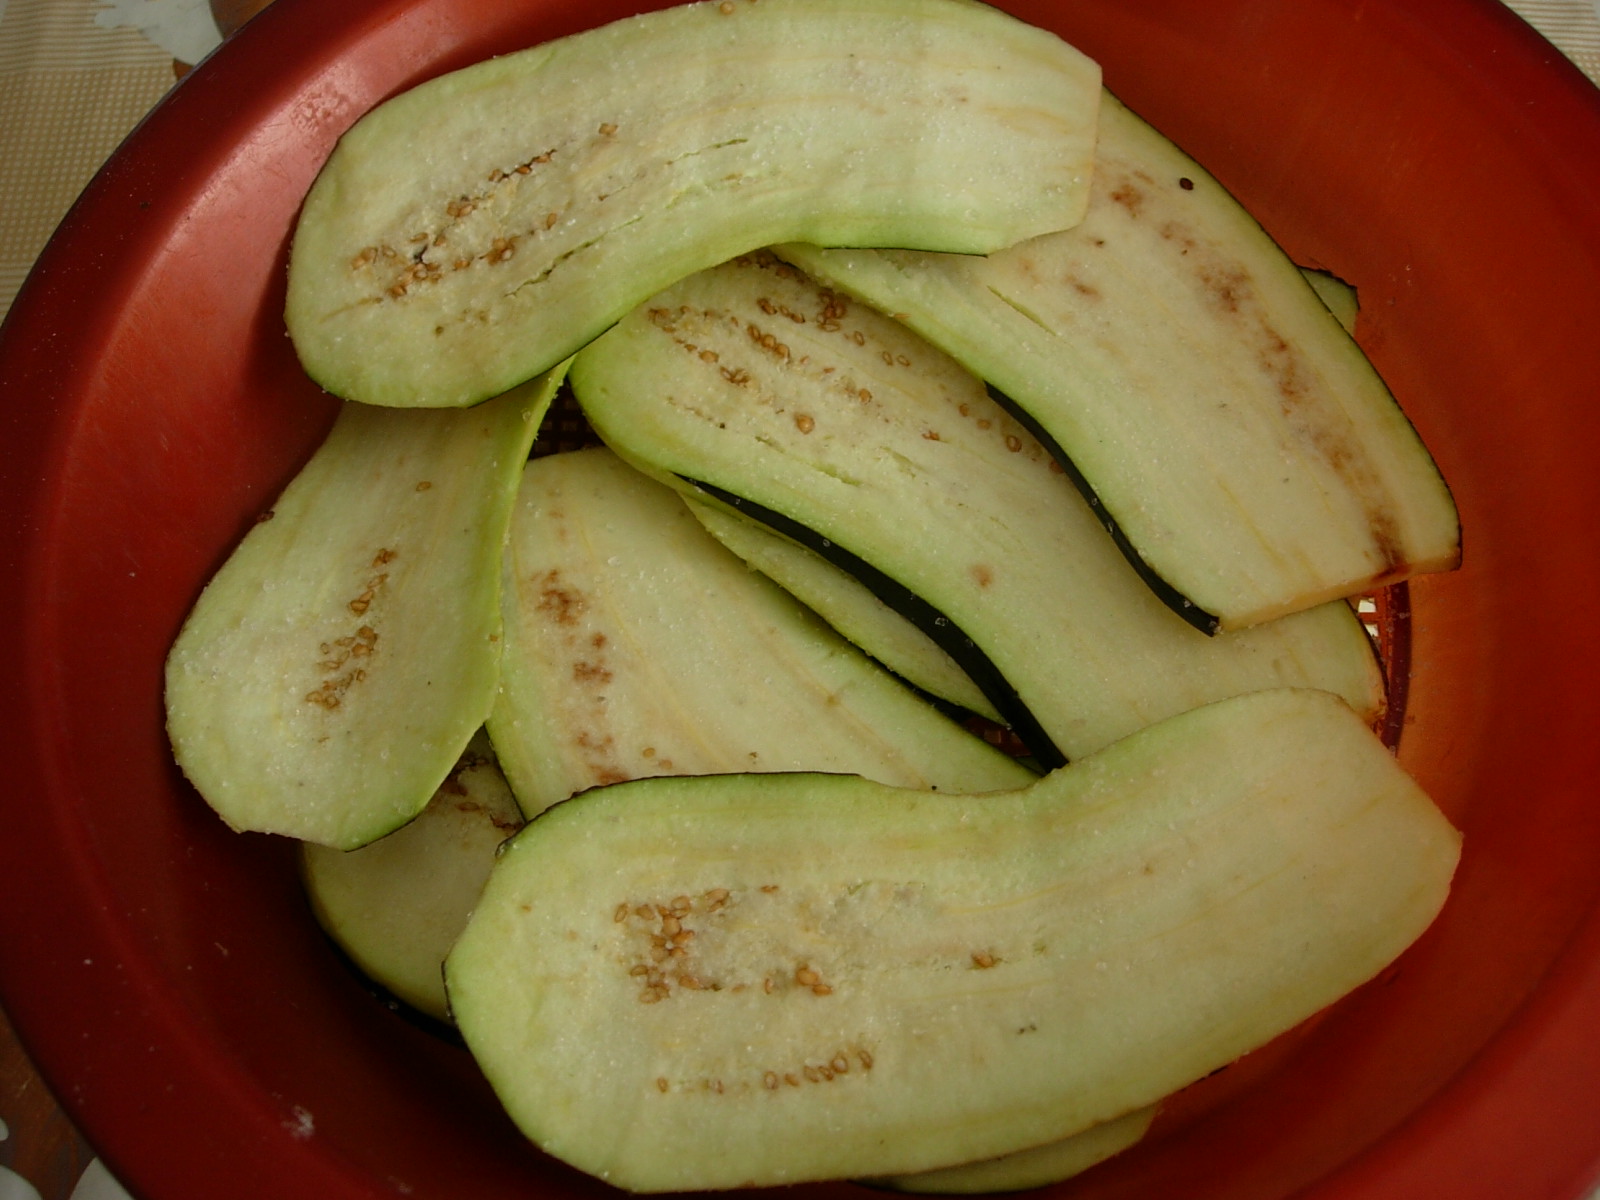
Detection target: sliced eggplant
<box><xmin>685</xmin><ymin>496</ymin><xmax>1001</xmax><ymax>723</ymax></box>
<box><xmin>778</xmin><ymin>92</ymin><xmax>1459</xmax><ymax>631</ymax></box>
<box><xmin>1301</xmin><ymin>267</ymin><xmax>1359</xmax><ymax>334</ymax></box>
<box><xmin>284</xmin><ymin>0</ymin><xmax>1101</xmax><ymax>409</ymax></box>
<box><xmin>165</xmin><ymin>370</ymin><xmax>560</xmax><ymax>849</ymax></box>
<box><xmin>868</xmin><ymin>1103</ymin><xmax>1158</xmax><ymax>1194</ymax></box>
<box><xmin>570</xmin><ymin>252</ymin><xmax>1384</xmax><ymax>767</ymax></box>
<box><xmin>300</xmin><ymin>730</ymin><xmax>522</xmax><ymax>1021</ymax></box>
<box><xmin>444</xmin><ymin>688</ymin><xmax>1460</xmax><ymax>1191</ymax></box>
<box><xmin>487</xmin><ymin>447</ymin><xmax>1034</xmax><ymax>818</ymax></box>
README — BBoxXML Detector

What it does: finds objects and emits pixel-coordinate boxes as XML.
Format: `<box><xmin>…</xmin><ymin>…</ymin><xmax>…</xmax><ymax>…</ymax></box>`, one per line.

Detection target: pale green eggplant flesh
<box><xmin>445</xmin><ymin>688</ymin><xmax>1460</xmax><ymax>1192</ymax></box>
<box><xmin>486</xmin><ymin>447</ymin><xmax>1034</xmax><ymax>818</ymax></box>
<box><xmin>570</xmin><ymin>252</ymin><xmax>1385</xmax><ymax>767</ymax></box>
<box><xmin>165</xmin><ymin>370</ymin><xmax>560</xmax><ymax>849</ymax></box>
<box><xmin>868</xmin><ymin>1103</ymin><xmax>1159</xmax><ymax>1194</ymax></box>
<box><xmin>686</xmin><ymin>496</ymin><xmax>1002</xmax><ymax>722</ymax></box>
<box><xmin>285</xmin><ymin>0</ymin><xmax>1101</xmax><ymax>409</ymax></box>
<box><xmin>301</xmin><ymin>730</ymin><xmax>522</xmax><ymax>1020</ymax></box>
<box><xmin>779</xmin><ymin>92</ymin><xmax>1459</xmax><ymax>631</ymax></box>
<box><xmin>1301</xmin><ymin>267</ymin><xmax>1360</xmax><ymax>334</ymax></box>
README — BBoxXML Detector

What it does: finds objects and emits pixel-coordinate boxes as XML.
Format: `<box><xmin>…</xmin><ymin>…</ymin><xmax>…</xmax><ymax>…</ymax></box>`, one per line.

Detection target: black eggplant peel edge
<box><xmin>982</xmin><ymin>384</ymin><xmax>1221</xmax><ymax>636</ymax></box>
<box><xmin>685</xmin><ymin>477</ymin><xmax>1068</xmax><ymax>769</ymax></box>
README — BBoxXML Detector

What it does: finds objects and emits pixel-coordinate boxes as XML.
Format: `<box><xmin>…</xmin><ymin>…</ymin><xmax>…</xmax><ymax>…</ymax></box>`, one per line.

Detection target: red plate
<box><xmin>2</xmin><ymin>0</ymin><xmax>1598</xmax><ymax>1197</ymax></box>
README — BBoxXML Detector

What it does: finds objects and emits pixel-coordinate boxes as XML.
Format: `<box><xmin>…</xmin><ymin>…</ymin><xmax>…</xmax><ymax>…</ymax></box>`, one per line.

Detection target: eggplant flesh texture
<box><xmin>165</xmin><ymin>371</ymin><xmax>559</xmax><ymax>849</ymax></box>
<box><xmin>284</xmin><ymin>0</ymin><xmax>1100</xmax><ymax>409</ymax></box>
<box><xmin>869</xmin><ymin>1103</ymin><xmax>1158</xmax><ymax>1194</ymax></box>
<box><xmin>570</xmin><ymin>253</ymin><xmax>1384</xmax><ymax>767</ymax></box>
<box><xmin>687</xmin><ymin>477</ymin><xmax>1062</xmax><ymax>764</ymax></box>
<box><xmin>444</xmin><ymin>688</ymin><xmax>1461</xmax><ymax>1192</ymax></box>
<box><xmin>778</xmin><ymin>92</ymin><xmax>1459</xmax><ymax>632</ymax></box>
<box><xmin>486</xmin><ymin>447</ymin><xmax>1034</xmax><ymax>819</ymax></box>
<box><xmin>686</xmin><ymin>496</ymin><xmax>1002</xmax><ymax>723</ymax></box>
<box><xmin>1301</xmin><ymin>267</ymin><xmax>1360</xmax><ymax>334</ymax></box>
<box><xmin>300</xmin><ymin>730</ymin><xmax>522</xmax><ymax>1021</ymax></box>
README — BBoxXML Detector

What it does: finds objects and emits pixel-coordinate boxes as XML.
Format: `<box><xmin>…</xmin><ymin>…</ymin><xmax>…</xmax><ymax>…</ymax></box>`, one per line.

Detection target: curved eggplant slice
<box><xmin>685</xmin><ymin>496</ymin><xmax>1002</xmax><ymax>723</ymax></box>
<box><xmin>445</xmin><ymin>688</ymin><xmax>1459</xmax><ymax>1192</ymax></box>
<box><xmin>867</xmin><ymin>1103</ymin><xmax>1158</xmax><ymax>1194</ymax></box>
<box><xmin>686</xmin><ymin>478</ymin><xmax>1063</xmax><ymax>765</ymax></box>
<box><xmin>165</xmin><ymin>370</ymin><xmax>560</xmax><ymax>849</ymax></box>
<box><xmin>300</xmin><ymin>730</ymin><xmax>522</xmax><ymax>1022</ymax></box>
<box><xmin>570</xmin><ymin>252</ymin><xmax>1384</xmax><ymax>765</ymax></box>
<box><xmin>487</xmin><ymin>447</ymin><xmax>1034</xmax><ymax>818</ymax></box>
<box><xmin>779</xmin><ymin>92</ymin><xmax>1459</xmax><ymax>631</ymax></box>
<box><xmin>285</xmin><ymin>0</ymin><xmax>1100</xmax><ymax>409</ymax></box>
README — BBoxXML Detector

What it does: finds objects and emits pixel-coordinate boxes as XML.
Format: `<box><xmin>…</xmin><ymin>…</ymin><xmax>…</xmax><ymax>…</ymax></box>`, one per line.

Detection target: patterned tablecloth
<box><xmin>1</xmin><ymin>1</ymin><xmax>1598</xmax><ymax>1198</ymax></box>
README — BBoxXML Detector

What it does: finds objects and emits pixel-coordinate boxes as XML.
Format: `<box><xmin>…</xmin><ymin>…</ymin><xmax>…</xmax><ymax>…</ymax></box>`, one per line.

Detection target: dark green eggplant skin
<box><xmin>979</xmin><ymin>385</ymin><xmax>1221</xmax><ymax>636</ymax></box>
<box><xmin>777</xmin><ymin>92</ymin><xmax>1459</xmax><ymax>632</ymax></box>
<box><xmin>488</xmin><ymin>447</ymin><xmax>1036</xmax><ymax>811</ymax></box>
<box><xmin>569</xmin><ymin>252</ymin><xmax>1386</xmax><ymax>765</ymax></box>
<box><xmin>685</xmin><ymin>478</ymin><xmax>1067</xmax><ymax>768</ymax></box>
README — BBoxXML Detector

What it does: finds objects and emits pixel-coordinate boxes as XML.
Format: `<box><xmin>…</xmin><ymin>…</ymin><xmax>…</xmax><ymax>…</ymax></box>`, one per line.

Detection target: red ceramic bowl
<box><xmin>2</xmin><ymin>0</ymin><xmax>1599</xmax><ymax>1197</ymax></box>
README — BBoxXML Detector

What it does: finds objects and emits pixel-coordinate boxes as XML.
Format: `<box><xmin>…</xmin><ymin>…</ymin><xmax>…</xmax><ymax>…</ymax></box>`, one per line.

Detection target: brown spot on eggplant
<box><xmin>746</xmin><ymin>322</ymin><xmax>791</xmax><ymax>361</ymax></box>
<box><xmin>1243</xmin><ymin>317</ymin><xmax>1409</xmax><ymax>575</ymax></box>
<box><xmin>1157</xmin><ymin>221</ymin><xmax>1196</xmax><ymax>253</ymax></box>
<box><xmin>1200</xmin><ymin>265</ymin><xmax>1249</xmax><ymax>315</ymax></box>
<box><xmin>1109</xmin><ymin>181</ymin><xmax>1146</xmax><ymax>217</ymax></box>
<box><xmin>533</xmin><ymin>568</ymin><xmax>586</xmax><ymax>625</ymax></box>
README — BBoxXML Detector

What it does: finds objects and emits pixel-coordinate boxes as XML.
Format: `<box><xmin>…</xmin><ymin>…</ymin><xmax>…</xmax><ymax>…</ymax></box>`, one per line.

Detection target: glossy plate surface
<box><xmin>1</xmin><ymin>0</ymin><xmax>1598</xmax><ymax>1197</ymax></box>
